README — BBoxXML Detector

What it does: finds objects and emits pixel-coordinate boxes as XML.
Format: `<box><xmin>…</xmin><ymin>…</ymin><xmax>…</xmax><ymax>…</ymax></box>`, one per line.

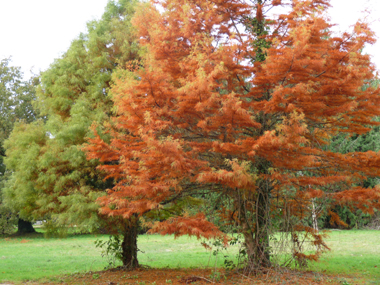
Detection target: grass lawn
<box><xmin>309</xmin><ymin>230</ymin><xmax>380</xmax><ymax>280</ymax></box>
<box><xmin>0</xmin><ymin>231</ymin><xmax>229</xmax><ymax>283</ymax></box>
<box><xmin>0</xmin><ymin>229</ymin><xmax>379</xmax><ymax>283</ymax></box>
<box><xmin>0</xmin><ymin>232</ymin><xmax>108</xmax><ymax>282</ymax></box>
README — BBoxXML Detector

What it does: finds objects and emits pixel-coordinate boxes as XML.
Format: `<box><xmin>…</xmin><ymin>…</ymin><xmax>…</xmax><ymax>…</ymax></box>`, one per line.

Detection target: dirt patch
<box><xmin>30</xmin><ymin>267</ymin><xmax>359</xmax><ymax>285</ymax></box>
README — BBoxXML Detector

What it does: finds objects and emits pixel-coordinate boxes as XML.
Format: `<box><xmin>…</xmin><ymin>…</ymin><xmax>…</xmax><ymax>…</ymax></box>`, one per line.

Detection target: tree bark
<box><xmin>311</xmin><ymin>199</ymin><xmax>319</xmax><ymax>232</ymax></box>
<box><xmin>121</xmin><ymin>217</ymin><xmax>139</xmax><ymax>268</ymax></box>
<box><xmin>253</xmin><ymin>187</ymin><xmax>271</xmax><ymax>267</ymax></box>
<box><xmin>17</xmin><ymin>218</ymin><xmax>36</xmax><ymax>234</ymax></box>
<box><xmin>239</xmin><ymin>186</ymin><xmax>271</xmax><ymax>269</ymax></box>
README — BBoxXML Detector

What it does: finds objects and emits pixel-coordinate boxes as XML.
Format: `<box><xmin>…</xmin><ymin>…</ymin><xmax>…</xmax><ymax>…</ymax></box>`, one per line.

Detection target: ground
<box><xmin>1</xmin><ymin>231</ymin><xmax>378</xmax><ymax>284</ymax></box>
<box><xmin>10</xmin><ymin>267</ymin><xmax>363</xmax><ymax>285</ymax></box>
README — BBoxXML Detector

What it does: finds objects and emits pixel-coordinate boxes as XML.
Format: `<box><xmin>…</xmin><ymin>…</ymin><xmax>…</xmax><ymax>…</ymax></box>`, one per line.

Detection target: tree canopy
<box><xmin>86</xmin><ymin>0</ymin><xmax>380</xmax><ymax>268</ymax></box>
<box><xmin>0</xmin><ymin>57</ymin><xmax>38</xmax><ymax>175</ymax></box>
<box><xmin>0</xmin><ymin>57</ymin><xmax>39</xmax><ymax>234</ymax></box>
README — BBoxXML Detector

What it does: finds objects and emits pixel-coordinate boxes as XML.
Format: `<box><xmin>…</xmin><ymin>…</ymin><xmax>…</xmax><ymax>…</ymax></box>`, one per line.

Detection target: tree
<box><xmin>0</xmin><ymin>57</ymin><xmax>39</xmax><ymax>234</ymax></box>
<box><xmin>4</xmin><ymin>0</ymin><xmax>141</xmax><ymax>265</ymax></box>
<box><xmin>86</xmin><ymin>0</ymin><xmax>380</xmax><ymax>269</ymax></box>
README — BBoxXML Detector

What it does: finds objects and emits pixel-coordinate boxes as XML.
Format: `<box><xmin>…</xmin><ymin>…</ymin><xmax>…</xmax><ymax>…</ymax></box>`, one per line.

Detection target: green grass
<box><xmin>308</xmin><ymin>230</ymin><xmax>380</xmax><ymax>279</ymax></box>
<box><xmin>137</xmin><ymin>234</ymin><xmax>237</xmax><ymax>268</ymax></box>
<box><xmin>0</xmin><ymin>233</ymin><xmax>107</xmax><ymax>282</ymax></box>
<box><xmin>0</xmin><ymin>231</ymin><xmax>230</xmax><ymax>282</ymax></box>
<box><xmin>0</xmin><ymin>229</ymin><xmax>379</xmax><ymax>283</ymax></box>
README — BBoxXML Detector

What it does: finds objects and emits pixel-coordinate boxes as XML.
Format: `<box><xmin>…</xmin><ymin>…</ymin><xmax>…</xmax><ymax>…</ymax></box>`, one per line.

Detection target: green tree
<box><xmin>3</xmin><ymin>0</ymin><xmax>140</xmax><ymax>264</ymax></box>
<box><xmin>0</xmin><ymin>57</ymin><xmax>39</xmax><ymax>234</ymax></box>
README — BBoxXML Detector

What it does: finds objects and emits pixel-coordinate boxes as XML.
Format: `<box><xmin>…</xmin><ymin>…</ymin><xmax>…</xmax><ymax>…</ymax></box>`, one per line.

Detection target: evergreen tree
<box><xmin>4</xmin><ymin>0</ymin><xmax>140</xmax><ymax>265</ymax></box>
<box><xmin>0</xmin><ymin>57</ymin><xmax>39</xmax><ymax>234</ymax></box>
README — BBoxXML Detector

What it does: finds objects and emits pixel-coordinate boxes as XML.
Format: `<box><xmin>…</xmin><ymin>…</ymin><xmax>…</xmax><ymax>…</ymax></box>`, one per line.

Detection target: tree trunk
<box><xmin>240</xmin><ymin>186</ymin><xmax>271</xmax><ymax>269</ymax></box>
<box><xmin>121</xmin><ymin>217</ymin><xmax>139</xmax><ymax>268</ymax></box>
<box><xmin>17</xmin><ymin>218</ymin><xmax>35</xmax><ymax>234</ymax></box>
<box><xmin>254</xmin><ymin>187</ymin><xmax>271</xmax><ymax>267</ymax></box>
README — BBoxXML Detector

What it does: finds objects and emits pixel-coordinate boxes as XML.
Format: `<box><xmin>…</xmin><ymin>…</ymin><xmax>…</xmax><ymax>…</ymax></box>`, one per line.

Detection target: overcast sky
<box><xmin>0</xmin><ymin>0</ymin><xmax>379</xmax><ymax>79</ymax></box>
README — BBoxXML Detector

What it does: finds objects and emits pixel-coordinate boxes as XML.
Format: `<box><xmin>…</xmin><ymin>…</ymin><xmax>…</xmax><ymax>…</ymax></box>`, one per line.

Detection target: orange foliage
<box><xmin>148</xmin><ymin>213</ymin><xmax>228</xmax><ymax>242</ymax></box>
<box><xmin>328</xmin><ymin>210</ymin><xmax>349</xmax><ymax>228</ymax></box>
<box><xmin>85</xmin><ymin>0</ymin><xmax>380</xmax><ymax>259</ymax></box>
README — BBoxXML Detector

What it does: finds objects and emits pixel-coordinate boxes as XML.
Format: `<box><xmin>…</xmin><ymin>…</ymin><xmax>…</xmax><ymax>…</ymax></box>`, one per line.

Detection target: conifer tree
<box><xmin>4</xmin><ymin>0</ymin><xmax>141</xmax><ymax>266</ymax></box>
<box><xmin>86</xmin><ymin>0</ymin><xmax>380</xmax><ymax>268</ymax></box>
<box><xmin>0</xmin><ymin>58</ymin><xmax>39</xmax><ymax>234</ymax></box>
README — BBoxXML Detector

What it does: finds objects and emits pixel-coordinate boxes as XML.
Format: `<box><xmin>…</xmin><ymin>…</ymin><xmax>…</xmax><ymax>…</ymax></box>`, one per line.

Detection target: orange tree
<box><xmin>85</xmin><ymin>0</ymin><xmax>380</xmax><ymax>268</ymax></box>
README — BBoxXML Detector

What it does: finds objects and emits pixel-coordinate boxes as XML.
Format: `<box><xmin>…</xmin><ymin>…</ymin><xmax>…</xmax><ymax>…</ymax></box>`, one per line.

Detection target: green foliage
<box><xmin>0</xmin><ymin>58</ymin><xmax>38</xmax><ymax>181</ymax></box>
<box><xmin>42</xmin><ymin>220</ymin><xmax>69</xmax><ymax>238</ymax></box>
<box><xmin>0</xmin><ymin>58</ymin><xmax>38</xmax><ymax>144</ymax></box>
<box><xmin>95</xmin><ymin>235</ymin><xmax>123</xmax><ymax>268</ymax></box>
<box><xmin>3</xmin><ymin>121</ymin><xmax>46</xmax><ymax>220</ymax></box>
<box><xmin>246</xmin><ymin>18</ymin><xmax>271</xmax><ymax>62</ymax></box>
<box><xmin>0</xmin><ymin>57</ymin><xmax>40</xmax><ymax>232</ymax></box>
<box><xmin>0</xmin><ymin>204</ymin><xmax>17</xmax><ymax>235</ymax></box>
<box><xmin>202</xmin><ymin>234</ymin><xmax>246</xmax><ymax>270</ymax></box>
<box><xmin>3</xmin><ymin>0</ymin><xmax>139</xmax><ymax>233</ymax></box>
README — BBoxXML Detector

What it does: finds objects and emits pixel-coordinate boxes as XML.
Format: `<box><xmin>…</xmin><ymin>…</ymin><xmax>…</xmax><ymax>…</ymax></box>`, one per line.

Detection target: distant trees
<box><xmin>86</xmin><ymin>0</ymin><xmax>380</xmax><ymax>269</ymax></box>
<box><xmin>0</xmin><ymin>57</ymin><xmax>39</xmax><ymax>234</ymax></box>
<box><xmin>0</xmin><ymin>57</ymin><xmax>39</xmax><ymax>179</ymax></box>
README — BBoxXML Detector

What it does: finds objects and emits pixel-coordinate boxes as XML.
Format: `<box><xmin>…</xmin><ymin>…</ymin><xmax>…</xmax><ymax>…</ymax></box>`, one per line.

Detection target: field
<box><xmin>0</xmin><ymin>230</ymin><xmax>379</xmax><ymax>284</ymax></box>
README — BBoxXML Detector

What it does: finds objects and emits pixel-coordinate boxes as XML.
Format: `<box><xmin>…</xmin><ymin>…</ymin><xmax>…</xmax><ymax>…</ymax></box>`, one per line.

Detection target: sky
<box><xmin>0</xmin><ymin>0</ymin><xmax>379</xmax><ymax>79</ymax></box>
<box><xmin>0</xmin><ymin>0</ymin><xmax>110</xmax><ymax>78</ymax></box>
